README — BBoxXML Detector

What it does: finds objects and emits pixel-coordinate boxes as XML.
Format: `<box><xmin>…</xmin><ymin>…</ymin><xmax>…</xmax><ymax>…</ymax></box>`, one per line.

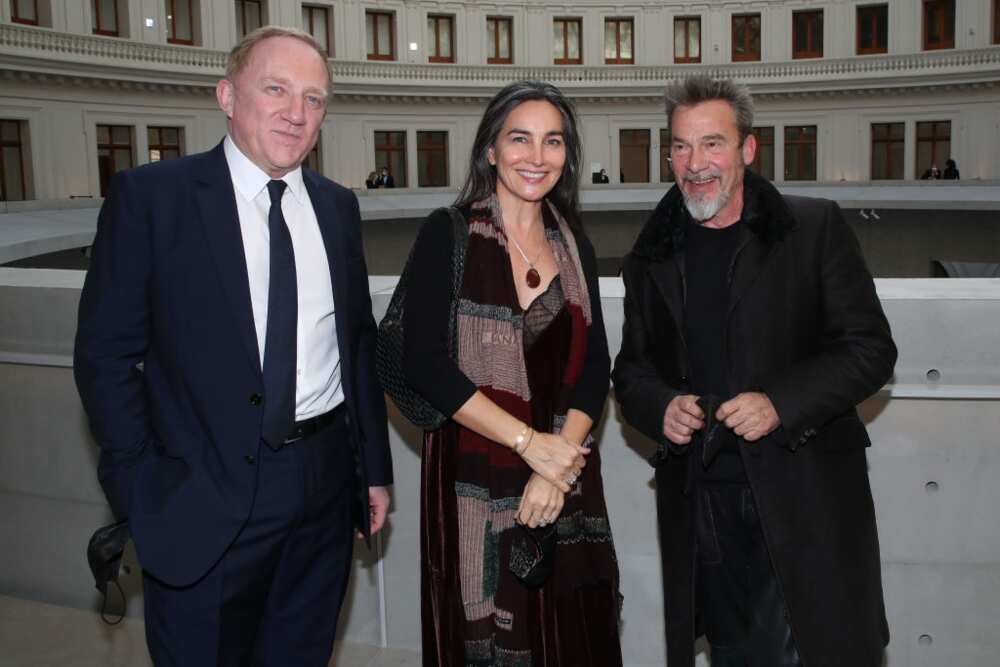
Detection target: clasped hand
<box><xmin>663</xmin><ymin>391</ymin><xmax>780</xmax><ymax>445</ymax></box>
<box><xmin>519</xmin><ymin>431</ymin><xmax>587</xmax><ymax>493</ymax></box>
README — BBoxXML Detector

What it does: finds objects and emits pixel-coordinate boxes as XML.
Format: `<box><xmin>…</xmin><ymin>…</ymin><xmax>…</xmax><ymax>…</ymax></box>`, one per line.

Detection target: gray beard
<box><xmin>683</xmin><ymin>187</ymin><xmax>729</xmax><ymax>222</ymax></box>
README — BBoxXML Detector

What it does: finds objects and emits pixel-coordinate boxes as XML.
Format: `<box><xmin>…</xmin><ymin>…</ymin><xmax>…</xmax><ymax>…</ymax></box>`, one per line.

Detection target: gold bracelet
<box><xmin>513</xmin><ymin>424</ymin><xmax>531</xmax><ymax>454</ymax></box>
<box><xmin>521</xmin><ymin>428</ymin><xmax>536</xmax><ymax>455</ymax></box>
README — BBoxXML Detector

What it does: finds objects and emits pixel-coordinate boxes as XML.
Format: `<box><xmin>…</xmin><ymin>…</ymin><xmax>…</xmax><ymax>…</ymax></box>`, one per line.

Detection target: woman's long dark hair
<box><xmin>454</xmin><ymin>80</ymin><xmax>583</xmax><ymax>230</ymax></box>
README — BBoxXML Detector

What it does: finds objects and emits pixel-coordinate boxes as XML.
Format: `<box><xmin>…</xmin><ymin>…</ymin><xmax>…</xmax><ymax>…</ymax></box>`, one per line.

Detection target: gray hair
<box><xmin>664</xmin><ymin>75</ymin><xmax>754</xmax><ymax>142</ymax></box>
<box><xmin>225</xmin><ymin>26</ymin><xmax>332</xmax><ymax>95</ymax></box>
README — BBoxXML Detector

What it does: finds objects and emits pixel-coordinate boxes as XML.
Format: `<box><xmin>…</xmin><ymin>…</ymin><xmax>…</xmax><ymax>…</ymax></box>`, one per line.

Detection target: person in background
<box><xmin>612</xmin><ymin>75</ymin><xmax>896</xmax><ymax>667</ymax></box>
<box><xmin>378</xmin><ymin>166</ymin><xmax>395</xmax><ymax>188</ymax></box>
<box><xmin>943</xmin><ymin>158</ymin><xmax>960</xmax><ymax>180</ymax></box>
<box><xmin>74</xmin><ymin>26</ymin><xmax>392</xmax><ymax>666</ymax></box>
<box><xmin>922</xmin><ymin>164</ymin><xmax>941</xmax><ymax>179</ymax></box>
<box><xmin>403</xmin><ymin>80</ymin><xmax>623</xmax><ymax>666</ymax></box>
<box><xmin>366</xmin><ymin>170</ymin><xmax>379</xmax><ymax>188</ymax></box>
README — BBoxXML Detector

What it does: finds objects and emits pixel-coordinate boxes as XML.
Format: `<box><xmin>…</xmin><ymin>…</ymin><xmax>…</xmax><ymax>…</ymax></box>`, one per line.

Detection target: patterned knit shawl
<box><xmin>456</xmin><ymin>197</ymin><xmax>592</xmax><ymax>401</ymax></box>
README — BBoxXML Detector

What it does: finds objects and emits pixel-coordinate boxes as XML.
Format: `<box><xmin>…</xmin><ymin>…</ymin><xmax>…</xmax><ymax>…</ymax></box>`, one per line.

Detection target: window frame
<box><xmin>427</xmin><ymin>14</ymin><xmax>455</xmax><ymax>64</ymax></box>
<box><xmin>235</xmin><ymin>0</ymin><xmax>263</xmax><ymax>40</ymax></box>
<box><xmin>673</xmin><ymin>16</ymin><xmax>701</xmax><ymax>64</ymax></box>
<box><xmin>373</xmin><ymin>130</ymin><xmax>406</xmax><ymax>188</ymax></box>
<box><xmin>856</xmin><ymin>4</ymin><xmax>888</xmax><ymax>55</ymax></box>
<box><xmin>994</xmin><ymin>0</ymin><xmax>1000</xmax><ymax>45</ymax></box>
<box><xmin>96</xmin><ymin>124</ymin><xmax>135</xmax><ymax>197</ymax></box>
<box><xmin>870</xmin><ymin>122</ymin><xmax>904</xmax><ymax>180</ymax></box>
<box><xmin>0</xmin><ymin>119</ymin><xmax>28</xmax><ymax>202</ymax></box>
<box><xmin>91</xmin><ymin>0</ymin><xmax>120</xmax><ymax>36</ymax></box>
<box><xmin>923</xmin><ymin>0</ymin><xmax>955</xmax><ymax>50</ymax></box>
<box><xmin>792</xmin><ymin>9</ymin><xmax>823</xmax><ymax>59</ymax></box>
<box><xmin>11</xmin><ymin>0</ymin><xmax>39</xmax><ymax>25</ymax></box>
<box><xmin>751</xmin><ymin>126</ymin><xmax>775</xmax><ymax>181</ymax></box>
<box><xmin>147</xmin><ymin>126</ymin><xmax>184</xmax><ymax>163</ymax></box>
<box><xmin>619</xmin><ymin>128</ymin><xmax>651</xmax><ymax>183</ymax></box>
<box><xmin>486</xmin><ymin>16</ymin><xmax>513</xmax><ymax>64</ymax></box>
<box><xmin>604</xmin><ymin>17</ymin><xmax>634</xmax><ymax>65</ymax></box>
<box><xmin>553</xmin><ymin>17</ymin><xmax>582</xmax><ymax>65</ymax></box>
<box><xmin>366</xmin><ymin>10</ymin><xmax>396</xmax><ymax>61</ymax></box>
<box><xmin>731</xmin><ymin>13</ymin><xmax>761</xmax><ymax>62</ymax></box>
<box><xmin>915</xmin><ymin>120</ymin><xmax>951</xmax><ymax>178</ymax></box>
<box><xmin>784</xmin><ymin>125</ymin><xmax>818</xmax><ymax>181</ymax></box>
<box><xmin>416</xmin><ymin>130</ymin><xmax>449</xmax><ymax>187</ymax></box>
<box><xmin>302</xmin><ymin>4</ymin><xmax>331</xmax><ymax>56</ymax></box>
<box><xmin>165</xmin><ymin>0</ymin><xmax>195</xmax><ymax>45</ymax></box>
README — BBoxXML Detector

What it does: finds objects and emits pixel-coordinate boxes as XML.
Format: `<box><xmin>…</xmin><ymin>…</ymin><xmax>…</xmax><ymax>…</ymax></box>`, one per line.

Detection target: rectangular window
<box><xmin>553</xmin><ymin>18</ymin><xmax>582</xmax><ymax>65</ymax></box>
<box><xmin>620</xmin><ymin>129</ymin><xmax>650</xmax><ymax>183</ymax></box>
<box><xmin>11</xmin><ymin>0</ymin><xmax>38</xmax><ymax>25</ymax></box>
<box><xmin>659</xmin><ymin>128</ymin><xmax>674</xmax><ymax>183</ymax></box>
<box><xmin>751</xmin><ymin>126</ymin><xmax>774</xmax><ymax>181</ymax></box>
<box><xmin>166</xmin><ymin>0</ymin><xmax>194</xmax><ymax>44</ymax></box>
<box><xmin>304</xmin><ymin>133</ymin><xmax>321</xmax><ymax>173</ymax></box>
<box><xmin>604</xmin><ymin>18</ymin><xmax>634</xmax><ymax>64</ymax></box>
<box><xmin>674</xmin><ymin>16</ymin><xmax>701</xmax><ymax>63</ymax></box>
<box><xmin>792</xmin><ymin>10</ymin><xmax>823</xmax><ymax>59</ymax></box>
<box><xmin>92</xmin><ymin>0</ymin><xmax>119</xmax><ymax>36</ymax></box>
<box><xmin>915</xmin><ymin>121</ymin><xmax>951</xmax><ymax>178</ymax></box>
<box><xmin>870</xmin><ymin>122</ymin><xmax>904</xmax><ymax>180</ymax></box>
<box><xmin>366</xmin><ymin>11</ymin><xmax>395</xmax><ymax>61</ymax></box>
<box><xmin>302</xmin><ymin>5</ymin><xmax>331</xmax><ymax>55</ymax></box>
<box><xmin>235</xmin><ymin>0</ymin><xmax>262</xmax><ymax>40</ymax></box>
<box><xmin>487</xmin><ymin>17</ymin><xmax>512</xmax><ymax>64</ymax></box>
<box><xmin>417</xmin><ymin>131</ymin><xmax>448</xmax><ymax>187</ymax></box>
<box><xmin>374</xmin><ymin>130</ymin><xmax>406</xmax><ymax>188</ymax></box>
<box><xmin>857</xmin><ymin>5</ymin><xmax>888</xmax><ymax>55</ymax></box>
<box><xmin>732</xmin><ymin>13</ymin><xmax>761</xmax><ymax>62</ymax></box>
<box><xmin>923</xmin><ymin>0</ymin><xmax>955</xmax><ymax>50</ymax></box>
<box><xmin>995</xmin><ymin>0</ymin><xmax>1000</xmax><ymax>44</ymax></box>
<box><xmin>427</xmin><ymin>15</ymin><xmax>454</xmax><ymax>63</ymax></box>
<box><xmin>0</xmin><ymin>119</ymin><xmax>28</xmax><ymax>202</ymax></box>
<box><xmin>784</xmin><ymin>125</ymin><xmax>817</xmax><ymax>181</ymax></box>
<box><xmin>147</xmin><ymin>126</ymin><xmax>184</xmax><ymax>163</ymax></box>
<box><xmin>97</xmin><ymin>124</ymin><xmax>134</xmax><ymax>197</ymax></box>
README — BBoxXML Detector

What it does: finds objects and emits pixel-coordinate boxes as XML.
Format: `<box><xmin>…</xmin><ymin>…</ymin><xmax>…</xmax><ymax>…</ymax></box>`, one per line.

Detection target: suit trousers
<box><xmin>695</xmin><ymin>482</ymin><xmax>802</xmax><ymax>667</ymax></box>
<box><xmin>142</xmin><ymin>411</ymin><xmax>356</xmax><ymax>667</ymax></box>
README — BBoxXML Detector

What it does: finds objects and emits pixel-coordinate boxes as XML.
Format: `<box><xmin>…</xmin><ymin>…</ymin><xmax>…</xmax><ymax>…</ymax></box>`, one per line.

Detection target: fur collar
<box><xmin>629</xmin><ymin>169</ymin><xmax>797</xmax><ymax>262</ymax></box>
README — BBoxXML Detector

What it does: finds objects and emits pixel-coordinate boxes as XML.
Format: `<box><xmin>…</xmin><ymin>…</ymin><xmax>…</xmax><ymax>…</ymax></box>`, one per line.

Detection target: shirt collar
<box><xmin>224</xmin><ymin>135</ymin><xmax>306</xmax><ymax>205</ymax></box>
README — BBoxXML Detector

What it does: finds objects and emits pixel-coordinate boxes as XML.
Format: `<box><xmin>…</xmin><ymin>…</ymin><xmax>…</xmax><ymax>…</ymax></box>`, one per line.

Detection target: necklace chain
<box><xmin>506</xmin><ymin>229</ymin><xmax>543</xmax><ymax>270</ymax></box>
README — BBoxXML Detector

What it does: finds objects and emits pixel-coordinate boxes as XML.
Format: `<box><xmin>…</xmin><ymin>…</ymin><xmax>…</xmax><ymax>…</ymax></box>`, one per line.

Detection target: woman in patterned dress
<box><xmin>403</xmin><ymin>81</ymin><xmax>623</xmax><ymax>666</ymax></box>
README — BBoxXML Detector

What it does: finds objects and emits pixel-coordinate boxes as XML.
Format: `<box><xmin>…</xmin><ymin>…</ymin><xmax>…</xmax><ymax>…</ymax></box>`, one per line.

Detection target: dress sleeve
<box><xmin>568</xmin><ymin>232</ymin><xmax>611</xmax><ymax>421</ymax></box>
<box><xmin>401</xmin><ymin>210</ymin><xmax>478</xmax><ymax>416</ymax></box>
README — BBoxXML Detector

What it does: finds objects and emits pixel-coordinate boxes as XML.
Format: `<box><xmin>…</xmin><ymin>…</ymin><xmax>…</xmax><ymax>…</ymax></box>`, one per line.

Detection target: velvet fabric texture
<box><xmin>419</xmin><ymin>201</ymin><xmax>622</xmax><ymax>666</ymax></box>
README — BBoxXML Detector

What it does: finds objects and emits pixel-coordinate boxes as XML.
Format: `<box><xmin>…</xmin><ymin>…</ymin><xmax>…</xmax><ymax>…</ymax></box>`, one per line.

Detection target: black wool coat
<box><xmin>611</xmin><ymin>170</ymin><xmax>896</xmax><ymax>667</ymax></box>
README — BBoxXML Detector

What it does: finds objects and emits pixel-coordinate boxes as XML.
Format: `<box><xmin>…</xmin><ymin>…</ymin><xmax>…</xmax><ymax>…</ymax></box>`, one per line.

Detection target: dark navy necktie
<box><xmin>261</xmin><ymin>179</ymin><xmax>297</xmax><ymax>449</ymax></box>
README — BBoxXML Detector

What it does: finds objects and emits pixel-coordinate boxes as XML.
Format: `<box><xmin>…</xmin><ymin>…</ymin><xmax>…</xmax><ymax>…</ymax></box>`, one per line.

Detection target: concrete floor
<box><xmin>0</xmin><ymin>595</ymin><xmax>421</xmax><ymax>667</ymax></box>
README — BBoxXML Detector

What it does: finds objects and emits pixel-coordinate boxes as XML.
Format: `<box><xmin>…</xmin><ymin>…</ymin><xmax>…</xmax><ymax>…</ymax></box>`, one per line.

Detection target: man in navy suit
<box><xmin>74</xmin><ymin>26</ymin><xmax>392</xmax><ymax>666</ymax></box>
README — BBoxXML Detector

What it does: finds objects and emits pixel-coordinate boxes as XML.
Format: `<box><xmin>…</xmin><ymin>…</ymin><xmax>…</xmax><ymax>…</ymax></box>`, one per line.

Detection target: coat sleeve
<box><xmin>611</xmin><ymin>255</ymin><xmax>684</xmax><ymax>451</ymax></box>
<box><xmin>761</xmin><ymin>201</ymin><xmax>897</xmax><ymax>448</ymax></box>
<box><xmin>73</xmin><ymin>170</ymin><xmax>154</xmax><ymax>520</ymax></box>
<box><xmin>344</xmin><ymin>192</ymin><xmax>393</xmax><ymax>486</ymax></box>
<box><xmin>401</xmin><ymin>211</ymin><xmax>478</xmax><ymax>416</ymax></box>
<box><xmin>568</xmin><ymin>233</ymin><xmax>611</xmax><ymax>422</ymax></box>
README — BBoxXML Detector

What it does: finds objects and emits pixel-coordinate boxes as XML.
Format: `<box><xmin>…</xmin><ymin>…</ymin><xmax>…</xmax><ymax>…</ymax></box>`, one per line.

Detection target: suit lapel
<box><xmin>196</xmin><ymin>143</ymin><xmax>262</xmax><ymax>373</ymax></box>
<box><xmin>648</xmin><ymin>257</ymin><xmax>685</xmax><ymax>337</ymax></box>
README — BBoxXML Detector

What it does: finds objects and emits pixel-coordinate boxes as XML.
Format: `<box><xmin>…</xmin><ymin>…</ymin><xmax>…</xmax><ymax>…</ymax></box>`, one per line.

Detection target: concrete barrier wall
<box><xmin>1</xmin><ymin>268</ymin><xmax>998</xmax><ymax>666</ymax></box>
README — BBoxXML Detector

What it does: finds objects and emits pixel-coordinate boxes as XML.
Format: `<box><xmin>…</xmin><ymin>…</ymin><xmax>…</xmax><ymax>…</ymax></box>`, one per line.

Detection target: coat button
<box><xmin>249</xmin><ymin>393</ymin><xmax>263</xmax><ymax>406</ymax></box>
<box><xmin>245</xmin><ymin>454</ymin><xmax>255</xmax><ymax>465</ymax></box>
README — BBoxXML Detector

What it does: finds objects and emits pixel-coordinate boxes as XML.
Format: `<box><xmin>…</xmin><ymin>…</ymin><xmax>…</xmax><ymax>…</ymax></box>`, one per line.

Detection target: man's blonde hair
<box><xmin>225</xmin><ymin>26</ymin><xmax>333</xmax><ymax>94</ymax></box>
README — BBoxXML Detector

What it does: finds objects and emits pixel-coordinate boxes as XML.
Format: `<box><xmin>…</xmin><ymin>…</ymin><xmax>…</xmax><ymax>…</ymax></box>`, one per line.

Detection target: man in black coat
<box><xmin>612</xmin><ymin>76</ymin><xmax>896</xmax><ymax>667</ymax></box>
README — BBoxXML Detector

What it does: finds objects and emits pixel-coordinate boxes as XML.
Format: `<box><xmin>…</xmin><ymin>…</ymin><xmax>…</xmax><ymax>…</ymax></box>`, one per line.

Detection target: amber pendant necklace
<box><xmin>505</xmin><ymin>226</ymin><xmax>544</xmax><ymax>288</ymax></box>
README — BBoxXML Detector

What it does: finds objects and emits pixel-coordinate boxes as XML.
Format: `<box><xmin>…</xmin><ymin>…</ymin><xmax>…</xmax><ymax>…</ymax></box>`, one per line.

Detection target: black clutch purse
<box><xmin>376</xmin><ymin>207</ymin><xmax>469</xmax><ymax>430</ymax></box>
<box><xmin>508</xmin><ymin>523</ymin><xmax>557</xmax><ymax>588</ymax></box>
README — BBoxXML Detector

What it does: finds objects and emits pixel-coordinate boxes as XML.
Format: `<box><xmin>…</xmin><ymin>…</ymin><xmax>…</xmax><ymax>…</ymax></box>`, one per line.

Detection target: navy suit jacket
<box><xmin>75</xmin><ymin>142</ymin><xmax>392</xmax><ymax>587</ymax></box>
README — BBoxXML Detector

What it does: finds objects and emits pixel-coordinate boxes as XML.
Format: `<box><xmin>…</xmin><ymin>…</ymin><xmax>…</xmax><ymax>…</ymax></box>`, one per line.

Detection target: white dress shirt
<box><xmin>224</xmin><ymin>136</ymin><xmax>343</xmax><ymax>420</ymax></box>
